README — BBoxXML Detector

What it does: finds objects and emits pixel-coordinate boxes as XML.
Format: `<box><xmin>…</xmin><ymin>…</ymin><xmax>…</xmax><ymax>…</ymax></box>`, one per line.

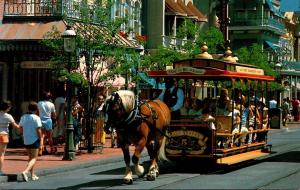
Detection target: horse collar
<box><xmin>124</xmin><ymin>95</ymin><xmax>140</xmax><ymax>125</ymax></box>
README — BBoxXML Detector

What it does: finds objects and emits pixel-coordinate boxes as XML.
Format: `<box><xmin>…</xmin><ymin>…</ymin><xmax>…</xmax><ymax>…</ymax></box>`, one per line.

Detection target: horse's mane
<box><xmin>115</xmin><ymin>90</ymin><xmax>135</xmax><ymax>113</ymax></box>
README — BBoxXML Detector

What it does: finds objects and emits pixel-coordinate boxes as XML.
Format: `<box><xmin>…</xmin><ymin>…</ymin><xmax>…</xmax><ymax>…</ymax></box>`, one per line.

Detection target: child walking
<box><xmin>19</xmin><ymin>101</ymin><xmax>42</xmax><ymax>182</ymax></box>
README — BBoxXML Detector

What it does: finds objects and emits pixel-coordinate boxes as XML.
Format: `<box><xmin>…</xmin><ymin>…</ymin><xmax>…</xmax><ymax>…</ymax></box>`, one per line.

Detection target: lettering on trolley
<box><xmin>166</xmin><ymin>130</ymin><xmax>208</xmax><ymax>155</ymax></box>
<box><xmin>166</xmin><ymin>67</ymin><xmax>205</xmax><ymax>75</ymax></box>
<box><xmin>236</xmin><ymin>66</ymin><xmax>264</xmax><ymax>75</ymax></box>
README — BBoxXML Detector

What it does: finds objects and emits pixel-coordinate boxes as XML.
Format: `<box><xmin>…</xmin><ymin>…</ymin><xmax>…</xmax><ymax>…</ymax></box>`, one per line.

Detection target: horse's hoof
<box><xmin>135</xmin><ymin>165</ymin><xmax>145</xmax><ymax>178</ymax></box>
<box><xmin>146</xmin><ymin>174</ymin><xmax>156</xmax><ymax>181</ymax></box>
<box><xmin>123</xmin><ymin>178</ymin><xmax>133</xmax><ymax>185</ymax></box>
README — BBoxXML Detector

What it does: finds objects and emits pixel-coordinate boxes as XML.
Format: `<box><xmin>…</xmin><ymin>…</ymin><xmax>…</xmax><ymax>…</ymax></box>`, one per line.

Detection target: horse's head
<box><xmin>104</xmin><ymin>90</ymin><xmax>136</xmax><ymax>126</ymax></box>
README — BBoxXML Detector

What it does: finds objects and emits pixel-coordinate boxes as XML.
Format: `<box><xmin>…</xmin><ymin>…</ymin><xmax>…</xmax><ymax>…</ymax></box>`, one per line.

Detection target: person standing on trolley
<box><xmin>158</xmin><ymin>78</ymin><xmax>184</xmax><ymax>119</ymax></box>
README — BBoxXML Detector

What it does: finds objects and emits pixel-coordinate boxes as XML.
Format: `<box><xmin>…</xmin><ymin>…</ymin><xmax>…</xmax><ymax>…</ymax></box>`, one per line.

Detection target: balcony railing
<box><xmin>3</xmin><ymin>0</ymin><xmax>82</xmax><ymax>20</ymax></box>
<box><xmin>231</xmin><ymin>17</ymin><xmax>286</xmax><ymax>32</ymax></box>
<box><xmin>162</xmin><ymin>36</ymin><xmax>188</xmax><ymax>48</ymax></box>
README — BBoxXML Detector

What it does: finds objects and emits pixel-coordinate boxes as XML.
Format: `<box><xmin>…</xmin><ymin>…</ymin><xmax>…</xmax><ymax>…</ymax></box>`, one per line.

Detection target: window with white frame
<box><xmin>112</xmin><ymin>0</ymin><xmax>142</xmax><ymax>36</ymax></box>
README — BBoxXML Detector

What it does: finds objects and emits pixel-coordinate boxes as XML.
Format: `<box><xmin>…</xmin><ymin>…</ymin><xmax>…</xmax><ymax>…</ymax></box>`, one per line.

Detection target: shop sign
<box><xmin>20</xmin><ymin>61</ymin><xmax>53</xmax><ymax>69</ymax></box>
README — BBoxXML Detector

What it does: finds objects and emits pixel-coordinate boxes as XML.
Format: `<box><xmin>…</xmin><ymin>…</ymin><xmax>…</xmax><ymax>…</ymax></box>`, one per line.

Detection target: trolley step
<box><xmin>216</xmin><ymin>149</ymin><xmax>269</xmax><ymax>165</ymax></box>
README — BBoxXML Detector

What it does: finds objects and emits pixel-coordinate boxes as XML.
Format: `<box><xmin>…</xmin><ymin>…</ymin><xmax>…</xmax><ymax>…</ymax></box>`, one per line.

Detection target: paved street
<box><xmin>0</xmin><ymin>123</ymin><xmax>299</xmax><ymax>189</ymax></box>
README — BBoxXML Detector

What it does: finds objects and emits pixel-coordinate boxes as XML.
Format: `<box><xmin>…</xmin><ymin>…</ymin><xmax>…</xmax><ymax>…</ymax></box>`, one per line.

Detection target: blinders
<box><xmin>105</xmin><ymin>92</ymin><xmax>126</xmax><ymax>125</ymax></box>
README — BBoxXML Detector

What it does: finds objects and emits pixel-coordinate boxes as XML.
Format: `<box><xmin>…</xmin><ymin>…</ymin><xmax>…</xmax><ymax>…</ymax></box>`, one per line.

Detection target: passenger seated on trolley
<box><xmin>247</xmin><ymin>98</ymin><xmax>260</xmax><ymax>144</ymax></box>
<box><xmin>258</xmin><ymin>98</ymin><xmax>268</xmax><ymax>129</ymax></box>
<box><xmin>180</xmin><ymin>97</ymin><xmax>191</xmax><ymax>117</ymax></box>
<box><xmin>198</xmin><ymin>107</ymin><xmax>216</xmax><ymax>130</ymax></box>
<box><xmin>216</xmin><ymin>88</ymin><xmax>230</xmax><ymax>115</ymax></box>
<box><xmin>231</xmin><ymin>104</ymin><xmax>249</xmax><ymax>146</ymax></box>
<box><xmin>188</xmin><ymin>98</ymin><xmax>203</xmax><ymax>117</ymax></box>
<box><xmin>225</xmin><ymin>101</ymin><xmax>241</xmax><ymax>146</ymax></box>
<box><xmin>256</xmin><ymin>98</ymin><xmax>269</xmax><ymax>142</ymax></box>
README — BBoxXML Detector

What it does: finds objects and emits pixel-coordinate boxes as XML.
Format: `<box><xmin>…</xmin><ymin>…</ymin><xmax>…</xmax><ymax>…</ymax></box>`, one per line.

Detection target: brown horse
<box><xmin>104</xmin><ymin>90</ymin><xmax>171</xmax><ymax>184</ymax></box>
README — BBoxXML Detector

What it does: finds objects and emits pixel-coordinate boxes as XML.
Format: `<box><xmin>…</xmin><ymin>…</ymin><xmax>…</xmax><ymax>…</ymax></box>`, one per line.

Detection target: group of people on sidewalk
<box><xmin>0</xmin><ymin>100</ymin><xmax>40</xmax><ymax>182</ymax></box>
<box><xmin>0</xmin><ymin>89</ymin><xmax>109</xmax><ymax>182</ymax></box>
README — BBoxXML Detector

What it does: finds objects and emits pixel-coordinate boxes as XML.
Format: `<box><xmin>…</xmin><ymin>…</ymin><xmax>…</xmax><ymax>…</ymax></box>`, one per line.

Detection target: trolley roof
<box><xmin>147</xmin><ymin>58</ymin><xmax>275</xmax><ymax>81</ymax></box>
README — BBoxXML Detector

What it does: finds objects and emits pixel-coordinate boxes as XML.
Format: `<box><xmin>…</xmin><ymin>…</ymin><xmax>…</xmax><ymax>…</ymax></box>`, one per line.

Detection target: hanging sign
<box><xmin>20</xmin><ymin>61</ymin><xmax>53</xmax><ymax>69</ymax></box>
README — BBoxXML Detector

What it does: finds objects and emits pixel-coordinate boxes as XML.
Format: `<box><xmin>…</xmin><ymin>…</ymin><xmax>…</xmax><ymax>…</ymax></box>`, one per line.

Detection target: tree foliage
<box><xmin>42</xmin><ymin>0</ymin><xmax>143</xmax><ymax>90</ymax></box>
<box><xmin>235</xmin><ymin>44</ymin><xmax>276</xmax><ymax>77</ymax></box>
<box><xmin>141</xmin><ymin>26</ymin><xmax>224</xmax><ymax>70</ymax></box>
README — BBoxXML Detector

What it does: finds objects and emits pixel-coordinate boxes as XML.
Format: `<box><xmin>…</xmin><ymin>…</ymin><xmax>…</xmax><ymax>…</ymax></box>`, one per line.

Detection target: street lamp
<box><xmin>136</xmin><ymin>45</ymin><xmax>144</xmax><ymax>95</ymax></box>
<box><xmin>62</xmin><ymin>25</ymin><xmax>76</xmax><ymax>160</ymax></box>
<box><xmin>275</xmin><ymin>62</ymin><xmax>283</xmax><ymax>108</ymax></box>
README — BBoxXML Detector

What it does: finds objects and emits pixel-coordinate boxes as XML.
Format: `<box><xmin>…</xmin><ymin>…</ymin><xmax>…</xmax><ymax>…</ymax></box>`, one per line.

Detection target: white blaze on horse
<box><xmin>104</xmin><ymin>90</ymin><xmax>171</xmax><ymax>184</ymax></box>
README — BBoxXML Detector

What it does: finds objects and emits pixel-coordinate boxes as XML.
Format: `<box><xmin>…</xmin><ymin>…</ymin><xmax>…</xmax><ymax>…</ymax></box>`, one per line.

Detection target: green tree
<box><xmin>142</xmin><ymin>25</ymin><xmax>224</xmax><ymax>70</ymax></box>
<box><xmin>235</xmin><ymin>43</ymin><xmax>284</xmax><ymax>91</ymax></box>
<box><xmin>235</xmin><ymin>44</ymin><xmax>276</xmax><ymax>76</ymax></box>
<box><xmin>43</xmin><ymin>0</ymin><xmax>143</xmax><ymax>90</ymax></box>
<box><xmin>42</xmin><ymin>0</ymin><xmax>144</xmax><ymax>152</ymax></box>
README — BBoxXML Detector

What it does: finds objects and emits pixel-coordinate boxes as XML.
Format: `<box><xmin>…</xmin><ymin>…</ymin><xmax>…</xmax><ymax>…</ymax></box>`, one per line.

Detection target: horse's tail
<box><xmin>158</xmin><ymin>136</ymin><xmax>170</xmax><ymax>162</ymax></box>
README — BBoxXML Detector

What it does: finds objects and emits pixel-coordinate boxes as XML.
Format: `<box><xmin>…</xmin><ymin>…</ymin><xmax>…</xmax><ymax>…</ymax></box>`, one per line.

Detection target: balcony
<box><xmin>3</xmin><ymin>0</ymin><xmax>80</xmax><ymax>21</ymax></box>
<box><xmin>230</xmin><ymin>17</ymin><xmax>286</xmax><ymax>35</ymax></box>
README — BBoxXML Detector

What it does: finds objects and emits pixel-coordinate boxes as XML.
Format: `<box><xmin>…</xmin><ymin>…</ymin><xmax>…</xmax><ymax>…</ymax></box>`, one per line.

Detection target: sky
<box><xmin>281</xmin><ymin>0</ymin><xmax>300</xmax><ymax>12</ymax></box>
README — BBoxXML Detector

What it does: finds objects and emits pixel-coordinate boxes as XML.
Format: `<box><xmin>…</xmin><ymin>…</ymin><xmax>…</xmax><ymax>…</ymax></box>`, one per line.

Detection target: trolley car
<box><xmin>147</xmin><ymin>47</ymin><xmax>275</xmax><ymax>165</ymax></box>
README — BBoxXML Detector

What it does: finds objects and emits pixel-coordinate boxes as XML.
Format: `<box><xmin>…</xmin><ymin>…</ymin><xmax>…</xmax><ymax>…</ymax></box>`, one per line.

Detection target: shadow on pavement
<box><xmin>57</xmin><ymin>179</ymin><xmax>125</xmax><ymax>190</ymax></box>
<box><xmin>264</xmin><ymin>151</ymin><xmax>300</xmax><ymax>163</ymax></box>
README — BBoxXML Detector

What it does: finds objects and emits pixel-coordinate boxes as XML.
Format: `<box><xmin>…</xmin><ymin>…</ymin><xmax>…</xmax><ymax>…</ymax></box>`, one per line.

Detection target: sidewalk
<box><xmin>1</xmin><ymin>138</ymin><xmax>133</xmax><ymax>183</ymax></box>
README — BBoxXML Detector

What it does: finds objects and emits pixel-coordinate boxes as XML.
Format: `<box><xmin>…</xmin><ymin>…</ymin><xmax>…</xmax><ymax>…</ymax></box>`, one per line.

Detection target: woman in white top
<box><xmin>37</xmin><ymin>92</ymin><xmax>56</xmax><ymax>155</ymax></box>
<box><xmin>20</xmin><ymin>101</ymin><xmax>42</xmax><ymax>181</ymax></box>
<box><xmin>0</xmin><ymin>100</ymin><xmax>19</xmax><ymax>175</ymax></box>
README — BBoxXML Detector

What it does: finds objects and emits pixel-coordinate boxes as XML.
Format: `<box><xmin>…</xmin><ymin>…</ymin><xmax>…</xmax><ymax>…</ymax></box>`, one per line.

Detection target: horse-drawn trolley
<box><xmin>147</xmin><ymin>48</ymin><xmax>275</xmax><ymax>166</ymax></box>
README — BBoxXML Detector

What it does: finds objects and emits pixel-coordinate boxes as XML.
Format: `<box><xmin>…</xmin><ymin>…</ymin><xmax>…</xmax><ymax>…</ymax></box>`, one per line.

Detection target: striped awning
<box><xmin>165</xmin><ymin>0</ymin><xmax>207</xmax><ymax>22</ymax></box>
<box><xmin>0</xmin><ymin>21</ymin><xmax>66</xmax><ymax>40</ymax></box>
<box><xmin>0</xmin><ymin>20</ymin><xmax>138</xmax><ymax>51</ymax></box>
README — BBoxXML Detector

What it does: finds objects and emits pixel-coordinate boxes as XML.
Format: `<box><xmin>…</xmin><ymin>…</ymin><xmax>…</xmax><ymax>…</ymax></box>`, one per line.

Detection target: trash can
<box><xmin>269</xmin><ymin>108</ymin><xmax>282</xmax><ymax>129</ymax></box>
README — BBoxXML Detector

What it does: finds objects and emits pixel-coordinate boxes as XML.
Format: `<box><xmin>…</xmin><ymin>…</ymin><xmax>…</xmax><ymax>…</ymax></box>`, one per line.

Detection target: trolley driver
<box><xmin>158</xmin><ymin>78</ymin><xmax>184</xmax><ymax>119</ymax></box>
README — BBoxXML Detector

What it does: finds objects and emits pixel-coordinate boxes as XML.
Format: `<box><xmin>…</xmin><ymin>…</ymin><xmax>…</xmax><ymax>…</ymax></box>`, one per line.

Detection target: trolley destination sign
<box><xmin>148</xmin><ymin>58</ymin><xmax>273</xmax><ymax>81</ymax></box>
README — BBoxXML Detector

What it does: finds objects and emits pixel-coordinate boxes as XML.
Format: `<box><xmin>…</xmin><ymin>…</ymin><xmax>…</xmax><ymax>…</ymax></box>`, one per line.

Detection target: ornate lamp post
<box><xmin>275</xmin><ymin>62</ymin><xmax>282</xmax><ymax>107</ymax></box>
<box><xmin>62</xmin><ymin>26</ymin><xmax>76</xmax><ymax>160</ymax></box>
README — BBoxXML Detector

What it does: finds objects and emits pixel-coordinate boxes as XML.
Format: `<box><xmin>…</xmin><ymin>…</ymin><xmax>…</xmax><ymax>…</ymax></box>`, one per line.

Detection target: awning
<box><xmin>0</xmin><ymin>21</ymin><xmax>137</xmax><ymax>49</ymax></box>
<box><xmin>186</xmin><ymin>2</ymin><xmax>207</xmax><ymax>22</ymax></box>
<box><xmin>265</xmin><ymin>40</ymin><xmax>279</xmax><ymax>50</ymax></box>
<box><xmin>165</xmin><ymin>0</ymin><xmax>187</xmax><ymax>16</ymax></box>
<box><xmin>72</xmin><ymin>22</ymin><xmax>136</xmax><ymax>47</ymax></box>
<box><xmin>177</xmin><ymin>0</ymin><xmax>198</xmax><ymax>19</ymax></box>
<box><xmin>266</xmin><ymin>0</ymin><xmax>284</xmax><ymax>18</ymax></box>
<box><xmin>165</xmin><ymin>0</ymin><xmax>207</xmax><ymax>22</ymax></box>
<box><xmin>0</xmin><ymin>21</ymin><xmax>66</xmax><ymax>40</ymax></box>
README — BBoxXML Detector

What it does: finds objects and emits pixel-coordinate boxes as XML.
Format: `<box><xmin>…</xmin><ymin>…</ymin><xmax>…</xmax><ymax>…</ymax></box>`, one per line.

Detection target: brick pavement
<box><xmin>1</xmin><ymin>138</ymin><xmax>133</xmax><ymax>182</ymax></box>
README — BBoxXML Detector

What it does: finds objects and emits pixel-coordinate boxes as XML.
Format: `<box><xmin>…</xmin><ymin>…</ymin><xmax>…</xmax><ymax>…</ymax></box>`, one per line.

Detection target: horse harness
<box><xmin>124</xmin><ymin>96</ymin><xmax>158</xmax><ymax>129</ymax></box>
<box><xmin>108</xmin><ymin>93</ymin><xmax>192</xmax><ymax>151</ymax></box>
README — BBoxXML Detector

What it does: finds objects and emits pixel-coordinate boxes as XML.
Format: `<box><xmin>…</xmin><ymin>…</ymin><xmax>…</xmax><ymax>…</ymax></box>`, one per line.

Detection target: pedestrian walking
<box><xmin>71</xmin><ymin>95</ymin><xmax>84</xmax><ymax>152</ymax></box>
<box><xmin>291</xmin><ymin>97</ymin><xmax>299</xmax><ymax>121</ymax></box>
<box><xmin>53</xmin><ymin>89</ymin><xmax>66</xmax><ymax>145</ymax></box>
<box><xmin>19</xmin><ymin>101</ymin><xmax>42</xmax><ymax>182</ymax></box>
<box><xmin>0</xmin><ymin>100</ymin><xmax>20</xmax><ymax>175</ymax></box>
<box><xmin>94</xmin><ymin>95</ymin><xmax>106</xmax><ymax>146</ymax></box>
<box><xmin>37</xmin><ymin>91</ymin><xmax>56</xmax><ymax>155</ymax></box>
<box><xmin>282</xmin><ymin>98</ymin><xmax>290</xmax><ymax>127</ymax></box>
